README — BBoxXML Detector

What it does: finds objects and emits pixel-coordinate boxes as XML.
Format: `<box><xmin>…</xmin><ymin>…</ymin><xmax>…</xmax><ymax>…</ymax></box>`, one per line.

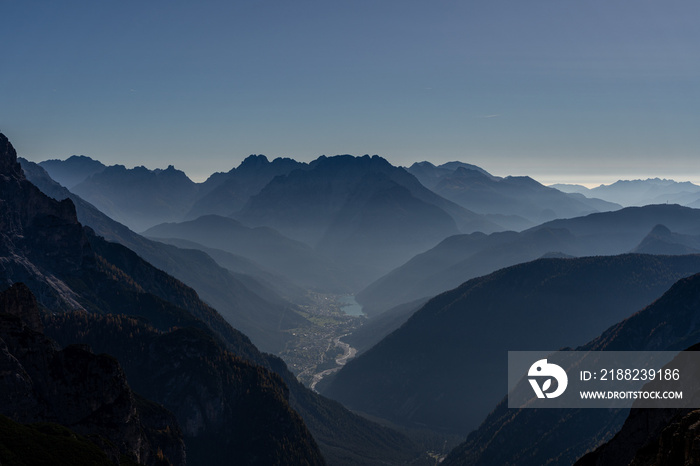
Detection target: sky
<box><xmin>2</xmin><ymin>0</ymin><xmax>699</xmax><ymax>186</ymax></box>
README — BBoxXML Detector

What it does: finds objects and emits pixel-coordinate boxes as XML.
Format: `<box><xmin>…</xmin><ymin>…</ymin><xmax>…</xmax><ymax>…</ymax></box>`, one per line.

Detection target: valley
<box><xmin>279</xmin><ymin>292</ymin><xmax>365</xmax><ymax>388</ymax></box>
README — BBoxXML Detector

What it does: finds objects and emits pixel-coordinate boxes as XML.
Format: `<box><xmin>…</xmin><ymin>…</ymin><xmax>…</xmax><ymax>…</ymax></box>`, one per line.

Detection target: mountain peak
<box><xmin>239</xmin><ymin>154</ymin><xmax>270</xmax><ymax>170</ymax></box>
<box><xmin>0</xmin><ymin>133</ymin><xmax>24</xmax><ymax>182</ymax></box>
<box><xmin>649</xmin><ymin>223</ymin><xmax>672</xmax><ymax>236</ymax></box>
<box><xmin>311</xmin><ymin>153</ymin><xmax>393</xmax><ymax>172</ymax></box>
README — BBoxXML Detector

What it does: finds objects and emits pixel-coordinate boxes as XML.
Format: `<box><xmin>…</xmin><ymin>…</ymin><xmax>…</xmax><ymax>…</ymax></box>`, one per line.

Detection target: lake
<box><xmin>339</xmin><ymin>295</ymin><xmax>364</xmax><ymax>316</ymax></box>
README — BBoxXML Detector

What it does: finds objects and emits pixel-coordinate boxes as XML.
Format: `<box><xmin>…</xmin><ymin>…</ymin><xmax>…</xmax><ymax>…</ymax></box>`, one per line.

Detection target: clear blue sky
<box><xmin>2</xmin><ymin>0</ymin><xmax>699</xmax><ymax>185</ymax></box>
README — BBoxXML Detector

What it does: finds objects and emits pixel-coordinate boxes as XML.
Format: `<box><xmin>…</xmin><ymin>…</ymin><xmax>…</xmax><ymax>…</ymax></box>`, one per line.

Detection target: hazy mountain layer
<box><xmin>632</xmin><ymin>223</ymin><xmax>700</xmax><ymax>255</ymax></box>
<box><xmin>554</xmin><ymin>178</ymin><xmax>700</xmax><ymax>207</ymax></box>
<box><xmin>71</xmin><ymin>163</ymin><xmax>199</xmax><ymax>232</ymax></box>
<box><xmin>235</xmin><ymin>154</ymin><xmax>501</xmax><ymax>286</ymax></box>
<box><xmin>150</xmin><ymin>236</ymin><xmax>308</xmax><ymax>302</ymax></box>
<box><xmin>20</xmin><ymin>159</ymin><xmax>306</xmax><ymax>353</ymax></box>
<box><xmin>359</xmin><ymin>204</ymin><xmax>700</xmax><ymax>314</ymax></box>
<box><xmin>410</xmin><ymin>162</ymin><xmax>619</xmax><ymax>227</ymax></box>
<box><xmin>39</xmin><ymin>155</ymin><xmax>106</xmax><ymax>188</ymax></box>
<box><xmin>144</xmin><ymin>214</ymin><xmax>354</xmax><ymax>292</ymax></box>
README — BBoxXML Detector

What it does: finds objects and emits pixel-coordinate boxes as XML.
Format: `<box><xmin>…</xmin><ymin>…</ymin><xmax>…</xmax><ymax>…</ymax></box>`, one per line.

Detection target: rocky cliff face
<box><xmin>0</xmin><ymin>282</ymin><xmax>185</xmax><ymax>465</ymax></box>
<box><xmin>0</xmin><ymin>133</ymin><xmax>88</xmax><ymax>311</ymax></box>
<box><xmin>44</xmin><ymin>311</ymin><xmax>326</xmax><ymax>465</ymax></box>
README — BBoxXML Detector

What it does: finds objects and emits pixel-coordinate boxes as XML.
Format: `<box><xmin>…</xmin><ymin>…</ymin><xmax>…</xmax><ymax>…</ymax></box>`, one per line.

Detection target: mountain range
<box><xmin>552</xmin><ymin>178</ymin><xmax>700</xmax><ymax>207</ymax></box>
<box><xmin>39</xmin><ymin>153</ymin><xmax>648</xmax><ymax>293</ymax></box>
<box><xmin>38</xmin><ymin>153</ymin><xmax>306</xmax><ymax>233</ymax></box>
<box><xmin>39</xmin><ymin>155</ymin><xmax>107</xmax><ymax>188</ymax></box>
<box><xmin>185</xmin><ymin>154</ymin><xmax>306</xmax><ymax>219</ymax></box>
<box><xmin>22</xmin><ymin>135</ymin><xmax>700</xmax><ymax>464</ymax></box>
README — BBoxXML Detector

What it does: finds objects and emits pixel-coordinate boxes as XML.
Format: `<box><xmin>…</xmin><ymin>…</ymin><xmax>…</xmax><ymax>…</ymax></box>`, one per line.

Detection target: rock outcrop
<box><xmin>0</xmin><ymin>282</ymin><xmax>185</xmax><ymax>465</ymax></box>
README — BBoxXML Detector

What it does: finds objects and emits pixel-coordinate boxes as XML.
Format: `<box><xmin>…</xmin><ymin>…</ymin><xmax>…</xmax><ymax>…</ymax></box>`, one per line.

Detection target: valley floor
<box><xmin>279</xmin><ymin>293</ymin><xmax>364</xmax><ymax>388</ymax></box>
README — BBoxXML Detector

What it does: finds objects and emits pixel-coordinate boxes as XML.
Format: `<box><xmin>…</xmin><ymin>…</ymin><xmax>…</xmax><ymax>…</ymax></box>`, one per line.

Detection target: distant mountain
<box><xmin>71</xmin><ymin>163</ymin><xmax>199</xmax><ymax>231</ymax></box>
<box><xmin>323</xmin><ymin>254</ymin><xmax>700</xmax><ymax>434</ymax></box>
<box><xmin>587</xmin><ymin>178</ymin><xmax>700</xmax><ymax>207</ymax></box>
<box><xmin>358</xmin><ymin>204</ymin><xmax>700</xmax><ymax>314</ymax></box>
<box><xmin>143</xmin><ymin>214</ymin><xmax>350</xmax><ymax>292</ymax></box>
<box><xmin>236</xmin><ymin>154</ymin><xmax>498</xmax><ymax>286</ymax></box>
<box><xmin>20</xmin><ymin>158</ymin><xmax>306</xmax><ymax>354</ymax></box>
<box><xmin>409</xmin><ymin>163</ymin><xmax>620</xmax><ymax>228</ymax></box>
<box><xmin>0</xmin><ymin>283</ymin><xmax>185</xmax><ymax>466</ymax></box>
<box><xmin>407</xmin><ymin>161</ymin><xmax>496</xmax><ymax>190</ymax></box>
<box><xmin>549</xmin><ymin>182</ymin><xmax>591</xmax><ymax>194</ymax></box>
<box><xmin>8</xmin><ymin>133</ymin><xmax>434</xmax><ymax>465</ymax></box>
<box><xmin>39</xmin><ymin>155</ymin><xmax>106</xmax><ymax>188</ymax></box>
<box><xmin>443</xmin><ymin>272</ymin><xmax>700</xmax><ymax>466</ymax></box>
<box><xmin>186</xmin><ymin>154</ymin><xmax>306</xmax><ymax>219</ymax></box>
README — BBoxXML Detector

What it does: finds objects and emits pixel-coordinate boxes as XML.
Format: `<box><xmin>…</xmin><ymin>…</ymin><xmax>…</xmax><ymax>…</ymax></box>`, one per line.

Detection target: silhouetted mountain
<box><xmin>359</xmin><ymin>204</ymin><xmax>700</xmax><ymax>314</ymax></box>
<box><xmin>323</xmin><ymin>255</ymin><xmax>700</xmax><ymax>434</ymax></box>
<box><xmin>633</xmin><ymin>224</ymin><xmax>700</xmax><ymax>255</ymax></box>
<box><xmin>39</xmin><ymin>155</ymin><xmax>106</xmax><ymax>188</ymax></box>
<box><xmin>443</xmin><ymin>272</ymin><xmax>700</xmax><ymax>466</ymax></box>
<box><xmin>236</xmin><ymin>154</ymin><xmax>497</xmax><ymax>287</ymax></box>
<box><xmin>186</xmin><ymin>154</ymin><xmax>306</xmax><ymax>219</ymax></box>
<box><xmin>71</xmin><ymin>163</ymin><xmax>198</xmax><ymax>232</ymax></box>
<box><xmin>20</xmin><ymin>158</ymin><xmax>307</xmax><ymax>353</ymax></box>
<box><xmin>144</xmin><ymin>214</ymin><xmax>350</xmax><ymax>292</ymax></box>
<box><xmin>7</xmin><ymin>133</ymin><xmax>433</xmax><ymax>465</ymax></box>
<box><xmin>0</xmin><ymin>283</ymin><xmax>185</xmax><ymax>465</ymax></box>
